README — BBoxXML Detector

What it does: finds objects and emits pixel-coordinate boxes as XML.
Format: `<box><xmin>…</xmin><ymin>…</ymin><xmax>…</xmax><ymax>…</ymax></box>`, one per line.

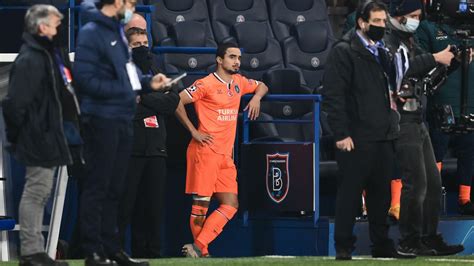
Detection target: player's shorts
<box><xmin>185</xmin><ymin>142</ymin><xmax>237</xmax><ymax>196</ymax></box>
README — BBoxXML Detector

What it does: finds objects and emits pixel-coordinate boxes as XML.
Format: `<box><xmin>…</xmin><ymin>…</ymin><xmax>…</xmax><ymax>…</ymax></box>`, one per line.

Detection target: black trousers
<box><xmin>395</xmin><ymin>123</ymin><xmax>441</xmax><ymax>240</ymax></box>
<box><xmin>334</xmin><ymin>140</ymin><xmax>394</xmax><ymax>251</ymax></box>
<box><xmin>79</xmin><ymin>116</ymin><xmax>133</xmax><ymax>256</ymax></box>
<box><xmin>118</xmin><ymin>156</ymin><xmax>167</xmax><ymax>258</ymax></box>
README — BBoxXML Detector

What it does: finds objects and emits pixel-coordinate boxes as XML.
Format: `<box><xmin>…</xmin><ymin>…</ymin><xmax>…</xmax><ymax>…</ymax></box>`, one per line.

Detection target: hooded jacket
<box><xmin>73</xmin><ymin>1</ymin><xmax>136</xmax><ymax>120</ymax></box>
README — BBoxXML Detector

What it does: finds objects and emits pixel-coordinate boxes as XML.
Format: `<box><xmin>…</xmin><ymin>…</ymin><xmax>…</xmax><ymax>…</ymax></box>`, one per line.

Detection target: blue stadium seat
<box><xmin>207</xmin><ymin>0</ymin><xmax>273</xmax><ymax>44</ymax></box>
<box><xmin>228</xmin><ymin>21</ymin><xmax>284</xmax><ymax>81</ymax></box>
<box><xmin>161</xmin><ymin>21</ymin><xmax>216</xmax><ymax>87</ymax></box>
<box><xmin>262</xmin><ymin>68</ymin><xmax>312</xmax><ymax>94</ymax></box>
<box><xmin>149</xmin><ymin>0</ymin><xmax>216</xmax><ymax>46</ymax></box>
<box><xmin>282</xmin><ymin>21</ymin><xmax>333</xmax><ymax>90</ymax></box>
<box><xmin>267</xmin><ymin>0</ymin><xmax>331</xmax><ymax>42</ymax></box>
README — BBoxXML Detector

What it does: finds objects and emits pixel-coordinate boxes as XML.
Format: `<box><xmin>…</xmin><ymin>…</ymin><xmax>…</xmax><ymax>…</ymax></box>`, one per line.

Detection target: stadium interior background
<box><xmin>0</xmin><ymin>0</ymin><xmax>473</xmax><ymax>259</ymax></box>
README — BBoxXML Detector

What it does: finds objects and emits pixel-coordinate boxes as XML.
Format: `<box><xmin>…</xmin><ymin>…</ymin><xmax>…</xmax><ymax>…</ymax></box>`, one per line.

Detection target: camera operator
<box><xmin>383</xmin><ymin>0</ymin><xmax>464</xmax><ymax>256</ymax></box>
<box><xmin>416</xmin><ymin>10</ymin><xmax>474</xmax><ymax>216</ymax></box>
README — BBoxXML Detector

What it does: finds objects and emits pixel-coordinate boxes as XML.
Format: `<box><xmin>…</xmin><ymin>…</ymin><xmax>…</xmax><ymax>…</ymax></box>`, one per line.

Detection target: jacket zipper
<box><xmin>45</xmin><ymin>51</ymin><xmax>73</xmax><ymax>165</ymax></box>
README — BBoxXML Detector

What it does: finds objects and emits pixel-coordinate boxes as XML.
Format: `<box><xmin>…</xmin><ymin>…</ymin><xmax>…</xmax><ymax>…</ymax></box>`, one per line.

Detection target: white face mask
<box><xmin>403</xmin><ymin>17</ymin><xmax>420</xmax><ymax>33</ymax></box>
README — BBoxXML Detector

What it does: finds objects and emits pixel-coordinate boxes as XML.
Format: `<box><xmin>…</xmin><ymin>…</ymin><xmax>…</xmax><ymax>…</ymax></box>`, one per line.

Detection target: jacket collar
<box><xmin>22</xmin><ymin>32</ymin><xmax>53</xmax><ymax>53</ymax></box>
<box><xmin>344</xmin><ymin>29</ymin><xmax>378</xmax><ymax>61</ymax></box>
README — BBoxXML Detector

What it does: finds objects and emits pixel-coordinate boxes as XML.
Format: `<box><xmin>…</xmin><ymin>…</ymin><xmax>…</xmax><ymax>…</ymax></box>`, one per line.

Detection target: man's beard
<box><xmin>224</xmin><ymin>67</ymin><xmax>239</xmax><ymax>75</ymax></box>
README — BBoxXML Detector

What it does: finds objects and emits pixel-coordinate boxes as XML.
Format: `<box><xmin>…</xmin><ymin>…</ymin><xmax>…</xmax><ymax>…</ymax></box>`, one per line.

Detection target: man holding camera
<box><xmin>417</xmin><ymin>10</ymin><xmax>474</xmax><ymax>216</ymax></box>
<box><xmin>384</xmin><ymin>0</ymin><xmax>463</xmax><ymax>256</ymax></box>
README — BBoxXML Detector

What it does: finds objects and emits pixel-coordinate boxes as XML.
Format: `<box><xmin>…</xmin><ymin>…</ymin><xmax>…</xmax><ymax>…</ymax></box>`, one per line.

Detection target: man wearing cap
<box><xmin>384</xmin><ymin>0</ymin><xmax>464</xmax><ymax>256</ymax></box>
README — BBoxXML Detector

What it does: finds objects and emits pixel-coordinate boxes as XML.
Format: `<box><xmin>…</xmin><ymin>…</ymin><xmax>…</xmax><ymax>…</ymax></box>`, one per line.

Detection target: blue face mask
<box><xmin>403</xmin><ymin>17</ymin><xmax>420</xmax><ymax>33</ymax></box>
<box><xmin>121</xmin><ymin>9</ymin><xmax>133</xmax><ymax>25</ymax></box>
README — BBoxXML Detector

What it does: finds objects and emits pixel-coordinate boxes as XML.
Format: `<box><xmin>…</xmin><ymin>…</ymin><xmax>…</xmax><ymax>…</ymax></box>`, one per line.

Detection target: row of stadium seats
<box><xmin>141</xmin><ymin>0</ymin><xmax>335</xmax><ymax>91</ymax></box>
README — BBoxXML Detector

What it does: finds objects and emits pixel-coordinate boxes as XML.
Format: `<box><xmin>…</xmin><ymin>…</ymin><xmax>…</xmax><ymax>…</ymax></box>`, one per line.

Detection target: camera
<box><xmin>427</xmin><ymin>0</ymin><xmax>474</xmax><ymax>33</ymax></box>
<box><xmin>397</xmin><ymin>65</ymin><xmax>448</xmax><ymax>99</ymax></box>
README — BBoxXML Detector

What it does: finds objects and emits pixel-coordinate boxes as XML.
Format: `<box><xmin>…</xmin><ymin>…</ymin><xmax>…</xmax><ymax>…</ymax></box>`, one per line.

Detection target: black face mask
<box><xmin>132</xmin><ymin>46</ymin><xmax>152</xmax><ymax>73</ymax></box>
<box><xmin>366</xmin><ymin>24</ymin><xmax>385</xmax><ymax>42</ymax></box>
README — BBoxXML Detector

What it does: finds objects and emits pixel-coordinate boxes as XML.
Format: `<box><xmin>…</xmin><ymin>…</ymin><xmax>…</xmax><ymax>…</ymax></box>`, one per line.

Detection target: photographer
<box><xmin>416</xmin><ymin>11</ymin><xmax>474</xmax><ymax>216</ymax></box>
<box><xmin>383</xmin><ymin>0</ymin><xmax>464</xmax><ymax>256</ymax></box>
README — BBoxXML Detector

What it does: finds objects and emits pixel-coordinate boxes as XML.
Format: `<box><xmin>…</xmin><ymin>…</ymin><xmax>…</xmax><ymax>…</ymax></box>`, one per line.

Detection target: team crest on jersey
<box><xmin>234</xmin><ymin>84</ymin><xmax>240</xmax><ymax>94</ymax></box>
<box><xmin>266</xmin><ymin>153</ymin><xmax>290</xmax><ymax>203</ymax></box>
<box><xmin>187</xmin><ymin>85</ymin><xmax>197</xmax><ymax>93</ymax></box>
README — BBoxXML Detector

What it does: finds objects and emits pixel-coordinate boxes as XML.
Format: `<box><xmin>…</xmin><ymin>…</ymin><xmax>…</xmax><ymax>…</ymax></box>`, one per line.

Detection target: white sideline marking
<box><xmin>352</xmin><ymin>257</ymin><xmax>396</xmax><ymax>261</ymax></box>
<box><xmin>264</xmin><ymin>255</ymin><xmax>297</xmax><ymax>259</ymax></box>
<box><xmin>426</xmin><ymin>258</ymin><xmax>474</xmax><ymax>263</ymax></box>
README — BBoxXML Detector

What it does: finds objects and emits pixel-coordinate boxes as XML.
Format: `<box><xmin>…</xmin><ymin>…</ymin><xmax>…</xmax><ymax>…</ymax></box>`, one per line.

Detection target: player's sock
<box><xmin>436</xmin><ymin>162</ymin><xmax>443</xmax><ymax>173</ymax></box>
<box><xmin>190</xmin><ymin>205</ymin><xmax>209</xmax><ymax>255</ymax></box>
<box><xmin>459</xmin><ymin>185</ymin><xmax>471</xmax><ymax>205</ymax></box>
<box><xmin>390</xmin><ymin>179</ymin><xmax>402</xmax><ymax>208</ymax></box>
<box><xmin>195</xmin><ymin>204</ymin><xmax>237</xmax><ymax>251</ymax></box>
<box><xmin>190</xmin><ymin>205</ymin><xmax>208</xmax><ymax>239</ymax></box>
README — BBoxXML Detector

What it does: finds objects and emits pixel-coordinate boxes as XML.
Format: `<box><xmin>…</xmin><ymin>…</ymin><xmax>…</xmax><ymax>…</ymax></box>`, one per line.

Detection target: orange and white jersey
<box><xmin>184</xmin><ymin>72</ymin><xmax>259</xmax><ymax>156</ymax></box>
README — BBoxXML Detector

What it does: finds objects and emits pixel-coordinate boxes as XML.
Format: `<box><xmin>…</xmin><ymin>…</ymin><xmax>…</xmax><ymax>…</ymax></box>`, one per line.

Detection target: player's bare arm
<box><xmin>175</xmin><ymin>91</ymin><xmax>213</xmax><ymax>145</ymax></box>
<box><xmin>244</xmin><ymin>82</ymin><xmax>269</xmax><ymax>120</ymax></box>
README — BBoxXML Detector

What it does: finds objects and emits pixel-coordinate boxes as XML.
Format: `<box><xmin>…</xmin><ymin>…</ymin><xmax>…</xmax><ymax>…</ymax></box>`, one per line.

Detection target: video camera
<box><xmin>397</xmin><ymin>65</ymin><xmax>448</xmax><ymax>111</ymax></box>
<box><xmin>427</xmin><ymin>0</ymin><xmax>474</xmax><ymax>24</ymax></box>
<box><xmin>425</xmin><ymin>1</ymin><xmax>474</xmax><ymax>133</ymax></box>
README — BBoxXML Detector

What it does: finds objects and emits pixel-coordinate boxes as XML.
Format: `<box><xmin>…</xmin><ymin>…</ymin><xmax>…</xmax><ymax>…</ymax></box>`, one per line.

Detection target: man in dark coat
<box><xmin>322</xmin><ymin>0</ymin><xmax>404</xmax><ymax>260</ymax></box>
<box><xmin>117</xmin><ymin>26</ymin><xmax>179</xmax><ymax>258</ymax></box>
<box><xmin>73</xmin><ymin>0</ymin><xmax>169</xmax><ymax>265</ymax></box>
<box><xmin>2</xmin><ymin>4</ymin><xmax>79</xmax><ymax>266</ymax></box>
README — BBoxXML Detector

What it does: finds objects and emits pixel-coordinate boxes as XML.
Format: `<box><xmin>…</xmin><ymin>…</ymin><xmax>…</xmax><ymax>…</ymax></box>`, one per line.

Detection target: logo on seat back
<box><xmin>176</xmin><ymin>15</ymin><xmax>185</xmax><ymax>23</ymax></box>
<box><xmin>311</xmin><ymin>57</ymin><xmax>320</xmax><ymax>68</ymax></box>
<box><xmin>283</xmin><ymin>105</ymin><xmax>292</xmax><ymax>116</ymax></box>
<box><xmin>236</xmin><ymin>15</ymin><xmax>245</xmax><ymax>23</ymax></box>
<box><xmin>188</xmin><ymin>57</ymin><xmax>198</xmax><ymax>68</ymax></box>
<box><xmin>296</xmin><ymin>15</ymin><xmax>306</xmax><ymax>23</ymax></box>
<box><xmin>250</xmin><ymin>58</ymin><xmax>259</xmax><ymax>68</ymax></box>
<box><xmin>266</xmin><ymin>153</ymin><xmax>290</xmax><ymax>203</ymax></box>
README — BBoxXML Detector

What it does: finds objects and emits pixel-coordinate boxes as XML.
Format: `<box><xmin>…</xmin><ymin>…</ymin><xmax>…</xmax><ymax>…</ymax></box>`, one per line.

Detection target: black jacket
<box><xmin>132</xmin><ymin>56</ymin><xmax>179</xmax><ymax>157</ymax></box>
<box><xmin>383</xmin><ymin>24</ymin><xmax>437</xmax><ymax>124</ymax></box>
<box><xmin>132</xmin><ymin>88</ymin><xmax>179</xmax><ymax>157</ymax></box>
<box><xmin>322</xmin><ymin>29</ymin><xmax>399</xmax><ymax>142</ymax></box>
<box><xmin>2</xmin><ymin>33</ymin><xmax>79</xmax><ymax>167</ymax></box>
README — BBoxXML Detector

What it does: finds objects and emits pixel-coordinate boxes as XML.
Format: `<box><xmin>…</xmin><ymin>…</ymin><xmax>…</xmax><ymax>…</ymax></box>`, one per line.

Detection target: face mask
<box><xmin>402</xmin><ymin>17</ymin><xmax>420</xmax><ymax>33</ymax></box>
<box><xmin>366</xmin><ymin>24</ymin><xmax>385</xmax><ymax>42</ymax></box>
<box><xmin>132</xmin><ymin>45</ymin><xmax>152</xmax><ymax>73</ymax></box>
<box><xmin>120</xmin><ymin>9</ymin><xmax>133</xmax><ymax>25</ymax></box>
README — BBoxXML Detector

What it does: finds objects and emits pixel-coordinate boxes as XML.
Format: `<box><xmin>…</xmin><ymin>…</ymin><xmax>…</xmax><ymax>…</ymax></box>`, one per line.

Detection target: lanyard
<box><xmin>54</xmin><ymin>50</ymin><xmax>72</xmax><ymax>85</ymax></box>
<box><xmin>54</xmin><ymin>49</ymin><xmax>81</xmax><ymax>114</ymax></box>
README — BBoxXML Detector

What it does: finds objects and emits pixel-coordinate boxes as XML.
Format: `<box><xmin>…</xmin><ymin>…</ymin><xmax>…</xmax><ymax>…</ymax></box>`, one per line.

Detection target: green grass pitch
<box><xmin>3</xmin><ymin>256</ymin><xmax>474</xmax><ymax>265</ymax></box>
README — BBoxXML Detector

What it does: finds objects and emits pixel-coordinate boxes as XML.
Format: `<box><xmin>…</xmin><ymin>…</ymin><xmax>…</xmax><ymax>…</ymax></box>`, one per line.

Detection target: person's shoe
<box><xmin>397</xmin><ymin>238</ymin><xmax>436</xmax><ymax>257</ymax></box>
<box><xmin>459</xmin><ymin>201</ymin><xmax>474</xmax><ymax>215</ymax></box>
<box><xmin>85</xmin><ymin>252</ymin><xmax>116</xmax><ymax>266</ymax></box>
<box><xmin>388</xmin><ymin>205</ymin><xmax>400</xmax><ymax>221</ymax></box>
<box><xmin>335</xmin><ymin>248</ymin><xmax>352</xmax><ymax>260</ymax></box>
<box><xmin>182</xmin><ymin>243</ymin><xmax>202</xmax><ymax>258</ymax></box>
<box><xmin>20</xmin><ymin>253</ymin><xmax>69</xmax><ymax>266</ymax></box>
<box><xmin>422</xmin><ymin>234</ymin><xmax>464</xmax><ymax>256</ymax></box>
<box><xmin>109</xmin><ymin>250</ymin><xmax>149</xmax><ymax>266</ymax></box>
<box><xmin>373</xmin><ymin>244</ymin><xmax>416</xmax><ymax>259</ymax></box>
